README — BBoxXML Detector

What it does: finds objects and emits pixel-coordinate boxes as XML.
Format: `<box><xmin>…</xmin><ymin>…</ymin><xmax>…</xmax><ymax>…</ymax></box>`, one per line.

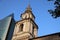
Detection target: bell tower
<box><xmin>12</xmin><ymin>5</ymin><xmax>38</xmax><ymax>40</ymax></box>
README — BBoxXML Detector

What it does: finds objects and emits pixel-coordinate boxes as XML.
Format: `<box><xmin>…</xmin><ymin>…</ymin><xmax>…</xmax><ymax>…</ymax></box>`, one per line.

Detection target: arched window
<box><xmin>19</xmin><ymin>24</ymin><xmax>24</xmax><ymax>32</ymax></box>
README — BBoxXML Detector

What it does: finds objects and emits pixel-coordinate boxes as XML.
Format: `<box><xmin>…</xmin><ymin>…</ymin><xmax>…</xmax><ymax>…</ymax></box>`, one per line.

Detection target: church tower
<box><xmin>12</xmin><ymin>5</ymin><xmax>38</xmax><ymax>40</ymax></box>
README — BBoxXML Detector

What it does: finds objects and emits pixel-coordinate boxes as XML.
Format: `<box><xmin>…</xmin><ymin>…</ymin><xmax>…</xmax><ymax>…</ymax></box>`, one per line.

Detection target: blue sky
<box><xmin>0</xmin><ymin>0</ymin><xmax>60</xmax><ymax>36</ymax></box>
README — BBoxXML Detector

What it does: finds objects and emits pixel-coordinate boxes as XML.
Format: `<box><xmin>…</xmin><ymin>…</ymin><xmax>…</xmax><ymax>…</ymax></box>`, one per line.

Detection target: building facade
<box><xmin>0</xmin><ymin>14</ymin><xmax>15</xmax><ymax>40</ymax></box>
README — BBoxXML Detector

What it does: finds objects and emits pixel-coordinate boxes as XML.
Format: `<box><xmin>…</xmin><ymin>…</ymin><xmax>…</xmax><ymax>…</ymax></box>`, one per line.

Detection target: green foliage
<box><xmin>48</xmin><ymin>0</ymin><xmax>60</xmax><ymax>18</ymax></box>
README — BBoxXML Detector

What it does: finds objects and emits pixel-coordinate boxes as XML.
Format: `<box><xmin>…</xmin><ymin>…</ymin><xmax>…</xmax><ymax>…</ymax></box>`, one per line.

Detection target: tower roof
<box><xmin>20</xmin><ymin>4</ymin><xmax>35</xmax><ymax>20</ymax></box>
<box><xmin>25</xmin><ymin>4</ymin><xmax>35</xmax><ymax>18</ymax></box>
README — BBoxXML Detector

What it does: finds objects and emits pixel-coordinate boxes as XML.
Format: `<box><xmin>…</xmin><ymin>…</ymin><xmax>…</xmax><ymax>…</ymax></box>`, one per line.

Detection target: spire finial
<box><xmin>26</xmin><ymin>4</ymin><xmax>32</xmax><ymax>11</ymax></box>
<box><xmin>26</xmin><ymin>0</ymin><xmax>32</xmax><ymax>10</ymax></box>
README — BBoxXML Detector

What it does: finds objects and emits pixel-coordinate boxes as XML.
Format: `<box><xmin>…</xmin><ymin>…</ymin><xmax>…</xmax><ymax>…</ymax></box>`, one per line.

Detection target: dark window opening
<box><xmin>19</xmin><ymin>24</ymin><xmax>24</xmax><ymax>32</ymax></box>
<box><xmin>20</xmin><ymin>24</ymin><xmax>23</xmax><ymax>31</ymax></box>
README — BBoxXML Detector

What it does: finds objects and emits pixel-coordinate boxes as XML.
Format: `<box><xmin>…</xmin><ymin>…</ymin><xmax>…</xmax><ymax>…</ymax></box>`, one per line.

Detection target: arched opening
<box><xmin>19</xmin><ymin>24</ymin><xmax>24</xmax><ymax>32</ymax></box>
